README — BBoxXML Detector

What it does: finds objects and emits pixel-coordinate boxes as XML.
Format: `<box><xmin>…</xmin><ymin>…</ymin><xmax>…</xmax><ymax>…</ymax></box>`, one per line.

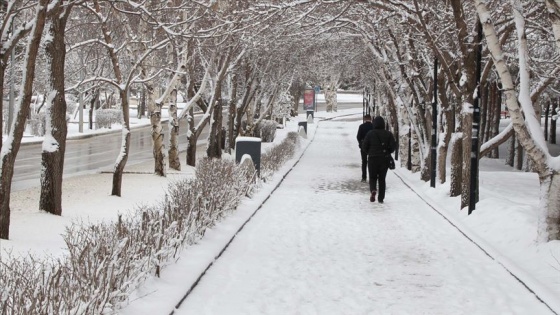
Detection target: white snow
<box><xmin>2</xmin><ymin>93</ymin><xmax>560</xmax><ymax>314</ymax></box>
<box><xmin>236</xmin><ymin>136</ymin><xmax>262</xmax><ymax>143</ymax></box>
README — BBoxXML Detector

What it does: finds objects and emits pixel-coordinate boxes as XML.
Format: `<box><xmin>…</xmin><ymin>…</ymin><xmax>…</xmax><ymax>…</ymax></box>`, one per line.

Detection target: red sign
<box><xmin>303</xmin><ymin>89</ymin><xmax>314</xmax><ymax>110</ymax></box>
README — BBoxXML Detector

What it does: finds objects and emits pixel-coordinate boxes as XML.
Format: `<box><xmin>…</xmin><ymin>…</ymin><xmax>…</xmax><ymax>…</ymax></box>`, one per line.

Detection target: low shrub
<box><xmin>260</xmin><ymin>131</ymin><xmax>299</xmax><ymax>179</ymax></box>
<box><xmin>255</xmin><ymin>120</ymin><xmax>277</xmax><ymax>142</ymax></box>
<box><xmin>95</xmin><ymin>109</ymin><xmax>122</xmax><ymax>129</ymax></box>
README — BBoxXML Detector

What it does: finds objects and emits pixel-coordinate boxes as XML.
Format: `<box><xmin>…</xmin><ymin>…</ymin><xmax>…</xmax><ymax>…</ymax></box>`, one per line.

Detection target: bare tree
<box><xmin>0</xmin><ymin>0</ymin><xmax>49</xmax><ymax>239</ymax></box>
<box><xmin>474</xmin><ymin>0</ymin><xmax>560</xmax><ymax>241</ymax></box>
<box><xmin>40</xmin><ymin>1</ymin><xmax>83</xmax><ymax>215</ymax></box>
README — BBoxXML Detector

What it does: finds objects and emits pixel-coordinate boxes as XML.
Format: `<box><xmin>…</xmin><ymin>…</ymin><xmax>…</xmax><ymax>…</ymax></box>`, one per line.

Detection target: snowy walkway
<box><xmin>172</xmin><ymin>117</ymin><xmax>553</xmax><ymax>314</ymax></box>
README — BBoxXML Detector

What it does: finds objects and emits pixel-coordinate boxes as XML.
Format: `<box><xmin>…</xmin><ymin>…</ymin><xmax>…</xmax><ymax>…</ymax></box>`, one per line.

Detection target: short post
<box><xmin>306</xmin><ymin>111</ymin><xmax>314</xmax><ymax>124</ymax></box>
<box><xmin>298</xmin><ymin>121</ymin><xmax>307</xmax><ymax>134</ymax></box>
<box><xmin>235</xmin><ymin>137</ymin><xmax>262</xmax><ymax>176</ymax></box>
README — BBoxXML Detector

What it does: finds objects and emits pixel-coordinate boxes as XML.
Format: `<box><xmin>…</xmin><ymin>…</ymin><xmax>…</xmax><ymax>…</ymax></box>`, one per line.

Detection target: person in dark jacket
<box><xmin>356</xmin><ymin>114</ymin><xmax>373</xmax><ymax>182</ymax></box>
<box><xmin>362</xmin><ymin>116</ymin><xmax>396</xmax><ymax>203</ymax></box>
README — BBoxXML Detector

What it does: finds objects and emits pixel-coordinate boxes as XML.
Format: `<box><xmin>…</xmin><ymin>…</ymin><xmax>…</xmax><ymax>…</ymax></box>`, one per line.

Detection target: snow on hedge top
<box><xmin>236</xmin><ymin>137</ymin><xmax>262</xmax><ymax>142</ymax></box>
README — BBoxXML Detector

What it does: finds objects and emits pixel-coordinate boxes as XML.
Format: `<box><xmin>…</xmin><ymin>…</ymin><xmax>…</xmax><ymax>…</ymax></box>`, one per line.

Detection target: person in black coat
<box><xmin>362</xmin><ymin>116</ymin><xmax>396</xmax><ymax>203</ymax></box>
<box><xmin>356</xmin><ymin>114</ymin><xmax>374</xmax><ymax>182</ymax></box>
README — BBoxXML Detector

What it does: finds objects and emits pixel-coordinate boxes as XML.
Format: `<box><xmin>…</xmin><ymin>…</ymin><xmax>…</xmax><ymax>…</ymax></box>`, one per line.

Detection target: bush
<box><xmin>260</xmin><ymin>132</ymin><xmax>299</xmax><ymax>179</ymax></box>
<box><xmin>0</xmin><ymin>132</ymin><xmax>299</xmax><ymax>314</ymax></box>
<box><xmin>95</xmin><ymin>109</ymin><xmax>122</xmax><ymax>129</ymax></box>
<box><xmin>255</xmin><ymin>120</ymin><xmax>277</xmax><ymax>142</ymax></box>
<box><xmin>30</xmin><ymin>111</ymin><xmax>46</xmax><ymax>136</ymax></box>
<box><xmin>66</xmin><ymin>101</ymin><xmax>77</xmax><ymax>117</ymax></box>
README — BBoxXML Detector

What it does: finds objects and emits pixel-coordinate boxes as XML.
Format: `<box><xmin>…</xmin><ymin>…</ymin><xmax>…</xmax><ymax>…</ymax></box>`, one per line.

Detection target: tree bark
<box><xmin>461</xmin><ymin>110</ymin><xmax>473</xmax><ymax>209</ymax></box>
<box><xmin>506</xmin><ymin>132</ymin><xmax>515</xmax><ymax>167</ymax></box>
<box><xmin>111</xmin><ymin>89</ymin><xmax>131</xmax><ymax>196</ymax></box>
<box><xmin>169</xmin><ymin>88</ymin><xmax>181</xmax><ymax>170</ymax></box>
<box><xmin>0</xmin><ymin>68</ymin><xmax>4</xmax><ymax>151</ymax></box>
<box><xmin>207</xmin><ymin>98</ymin><xmax>223</xmax><ymax>159</ymax></box>
<box><xmin>411</xmin><ymin>125</ymin><xmax>421</xmax><ymax>173</ymax></box>
<box><xmin>491</xmin><ymin>82</ymin><xmax>501</xmax><ymax>158</ymax></box>
<box><xmin>515</xmin><ymin>139</ymin><xmax>523</xmax><ymax>171</ymax></box>
<box><xmin>450</xmin><ymin>133</ymin><xmax>463</xmax><ymax>197</ymax></box>
<box><xmin>40</xmin><ymin>5</ymin><xmax>70</xmax><ymax>215</ymax></box>
<box><xmin>290</xmin><ymin>81</ymin><xmax>303</xmax><ymax>117</ymax></box>
<box><xmin>479</xmin><ymin>83</ymin><xmax>488</xmax><ymax>145</ymax></box>
<box><xmin>226</xmin><ymin>73</ymin><xmax>238</xmax><ymax>154</ymax></box>
<box><xmin>147</xmin><ymin>81</ymin><xmax>166</xmax><ymax>176</ymax></box>
<box><xmin>545</xmin><ymin>100</ymin><xmax>550</xmax><ymax>141</ymax></box>
<box><xmin>539</xmin><ymin>172</ymin><xmax>560</xmax><ymax>241</ymax></box>
<box><xmin>438</xmin><ymin>107</ymin><xmax>454</xmax><ymax>184</ymax></box>
<box><xmin>550</xmin><ymin>107</ymin><xmax>557</xmax><ymax>144</ymax></box>
<box><xmin>186</xmin><ymin>106</ymin><xmax>197</xmax><ymax>166</ymax></box>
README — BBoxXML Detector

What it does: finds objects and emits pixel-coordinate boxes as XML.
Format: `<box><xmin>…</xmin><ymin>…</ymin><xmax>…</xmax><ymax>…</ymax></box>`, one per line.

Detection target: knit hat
<box><xmin>373</xmin><ymin>116</ymin><xmax>385</xmax><ymax>130</ymax></box>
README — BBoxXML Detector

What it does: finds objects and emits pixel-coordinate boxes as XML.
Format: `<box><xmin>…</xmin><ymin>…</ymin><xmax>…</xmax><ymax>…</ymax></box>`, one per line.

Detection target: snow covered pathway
<box><xmin>174</xmin><ymin>118</ymin><xmax>552</xmax><ymax>315</ymax></box>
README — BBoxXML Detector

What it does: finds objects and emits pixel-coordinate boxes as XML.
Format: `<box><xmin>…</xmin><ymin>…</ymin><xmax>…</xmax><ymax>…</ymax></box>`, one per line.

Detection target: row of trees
<box><xmin>0</xmin><ymin>0</ymin><xmax>366</xmax><ymax>240</ymax></box>
<box><xmin>1</xmin><ymin>0</ymin><xmax>560</xmax><ymax>243</ymax></box>
<box><xmin>336</xmin><ymin>0</ymin><xmax>560</xmax><ymax>242</ymax></box>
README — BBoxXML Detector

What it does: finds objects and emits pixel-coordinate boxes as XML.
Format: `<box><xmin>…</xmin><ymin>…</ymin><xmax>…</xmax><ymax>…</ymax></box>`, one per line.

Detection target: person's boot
<box><xmin>370</xmin><ymin>190</ymin><xmax>376</xmax><ymax>202</ymax></box>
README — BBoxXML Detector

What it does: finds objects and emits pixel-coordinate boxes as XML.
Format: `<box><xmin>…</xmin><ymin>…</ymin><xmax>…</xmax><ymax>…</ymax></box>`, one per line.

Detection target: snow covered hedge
<box><xmin>255</xmin><ymin>119</ymin><xmax>277</xmax><ymax>142</ymax></box>
<box><xmin>0</xmin><ymin>132</ymin><xmax>299</xmax><ymax>314</ymax></box>
<box><xmin>95</xmin><ymin>109</ymin><xmax>122</xmax><ymax>129</ymax></box>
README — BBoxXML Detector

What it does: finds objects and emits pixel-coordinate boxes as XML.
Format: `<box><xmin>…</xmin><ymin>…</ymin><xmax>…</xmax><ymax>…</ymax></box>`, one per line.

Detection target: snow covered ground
<box><xmin>2</xmin><ymin>93</ymin><xmax>560</xmax><ymax>314</ymax></box>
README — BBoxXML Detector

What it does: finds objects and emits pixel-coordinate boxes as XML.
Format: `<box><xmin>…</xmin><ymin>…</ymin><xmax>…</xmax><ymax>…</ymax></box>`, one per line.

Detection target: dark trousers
<box><xmin>368</xmin><ymin>156</ymin><xmax>389</xmax><ymax>202</ymax></box>
<box><xmin>360</xmin><ymin>150</ymin><xmax>368</xmax><ymax>180</ymax></box>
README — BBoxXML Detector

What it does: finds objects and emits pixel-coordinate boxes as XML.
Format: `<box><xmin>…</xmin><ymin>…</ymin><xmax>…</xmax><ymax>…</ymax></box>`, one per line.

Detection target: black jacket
<box><xmin>362</xmin><ymin>117</ymin><xmax>396</xmax><ymax>157</ymax></box>
<box><xmin>356</xmin><ymin>121</ymin><xmax>373</xmax><ymax>149</ymax></box>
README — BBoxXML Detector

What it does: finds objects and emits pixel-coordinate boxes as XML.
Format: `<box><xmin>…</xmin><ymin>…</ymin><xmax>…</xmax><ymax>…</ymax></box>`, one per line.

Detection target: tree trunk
<box><xmin>506</xmin><ymin>132</ymin><xmax>515</xmax><ymax>167</ymax></box>
<box><xmin>207</xmin><ymin>69</ymin><xmax>225</xmax><ymax>159</ymax></box>
<box><xmin>226</xmin><ymin>73</ymin><xmax>238</xmax><ymax>154</ymax></box>
<box><xmin>461</xmin><ymin>110</ymin><xmax>473</xmax><ymax>210</ymax></box>
<box><xmin>207</xmin><ymin>97</ymin><xmax>223</xmax><ymax>159</ymax></box>
<box><xmin>40</xmin><ymin>9</ymin><xmax>70</xmax><ymax>215</ymax></box>
<box><xmin>479</xmin><ymin>83</ymin><xmax>488</xmax><ymax>145</ymax></box>
<box><xmin>0</xmin><ymin>0</ymin><xmax>48</xmax><ymax>239</ymax></box>
<box><xmin>485</xmin><ymin>84</ymin><xmax>494</xmax><ymax>146</ymax></box>
<box><xmin>168</xmin><ymin>88</ymin><xmax>181</xmax><ymax>170</ymax></box>
<box><xmin>92</xmin><ymin>0</ymin><xmax>131</xmax><ymax>197</ymax></box>
<box><xmin>331</xmin><ymin>88</ymin><xmax>338</xmax><ymax>112</ymax></box>
<box><xmin>147</xmin><ymin>82</ymin><xmax>166</xmax><ymax>176</ymax></box>
<box><xmin>545</xmin><ymin>100</ymin><xmax>550</xmax><ymax>141</ymax></box>
<box><xmin>138</xmin><ymin>86</ymin><xmax>146</xmax><ymax>119</ymax></box>
<box><xmin>0</xmin><ymin>68</ymin><xmax>4</xmax><ymax>151</ymax></box>
<box><xmin>491</xmin><ymin>83</ymin><xmax>501</xmax><ymax>158</ymax></box>
<box><xmin>550</xmin><ymin>108</ymin><xmax>556</xmax><ymax>144</ymax></box>
<box><xmin>186</xmin><ymin>107</ymin><xmax>197</xmax><ymax>166</ymax></box>
<box><xmin>515</xmin><ymin>139</ymin><xmax>523</xmax><ymax>171</ymax></box>
<box><xmin>325</xmin><ymin>85</ymin><xmax>337</xmax><ymax>112</ymax></box>
<box><xmin>399</xmin><ymin>126</ymin><xmax>410</xmax><ymax>169</ymax></box>
<box><xmin>539</xmin><ymin>172</ymin><xmax>560</xmax><ymax>241</ymax></box>
<box><xmin>438</xmin><ymin>111</ymin><xmax>453</xmax><ymax>184</ymax></box>
<box><xmin>450</xmin><ymin>133</ymin><xmax>463</xmax><ymax>197</ymax></box>
<box><xmin>89</xmin><ymin>90</ymin><xmax>97</xmax><ymax>130</ymax></box>
<box><xmin>420</xmin><ymin>154</ymin><xmax>431</xmax><ymax>182</ymax></box>
<box><xmin>411</xmin><ymin>126</ymin><xmax>421</xmax><ymax>173</ymax></box>
<box><xmin>111</xmin><ymin>90</ymin><xmax>131</xmax><ymax>196</ymax></box>
<box><xmin>290</xmin><ymin>82</ymin><xmax>302</xmax><ymax>117</ymax></box>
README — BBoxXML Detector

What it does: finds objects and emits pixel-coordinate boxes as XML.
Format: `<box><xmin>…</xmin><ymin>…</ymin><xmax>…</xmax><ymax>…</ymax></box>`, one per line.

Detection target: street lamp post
<box><xmin>469</xmin><ymin>21</ymin><xmax>484</xmax><ymax>214</ymax></box>
<box><xmin>430</xmin><ymin>57</ymin><xmax>438</xmax><ymax>188</ymax></box>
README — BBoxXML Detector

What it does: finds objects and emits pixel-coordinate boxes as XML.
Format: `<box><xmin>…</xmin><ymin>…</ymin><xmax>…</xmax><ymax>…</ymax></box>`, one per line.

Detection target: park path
<box><xmin>173</xmin><ymin>117</ymin><xmax>552</xmax><ymax>315</ymax></box>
